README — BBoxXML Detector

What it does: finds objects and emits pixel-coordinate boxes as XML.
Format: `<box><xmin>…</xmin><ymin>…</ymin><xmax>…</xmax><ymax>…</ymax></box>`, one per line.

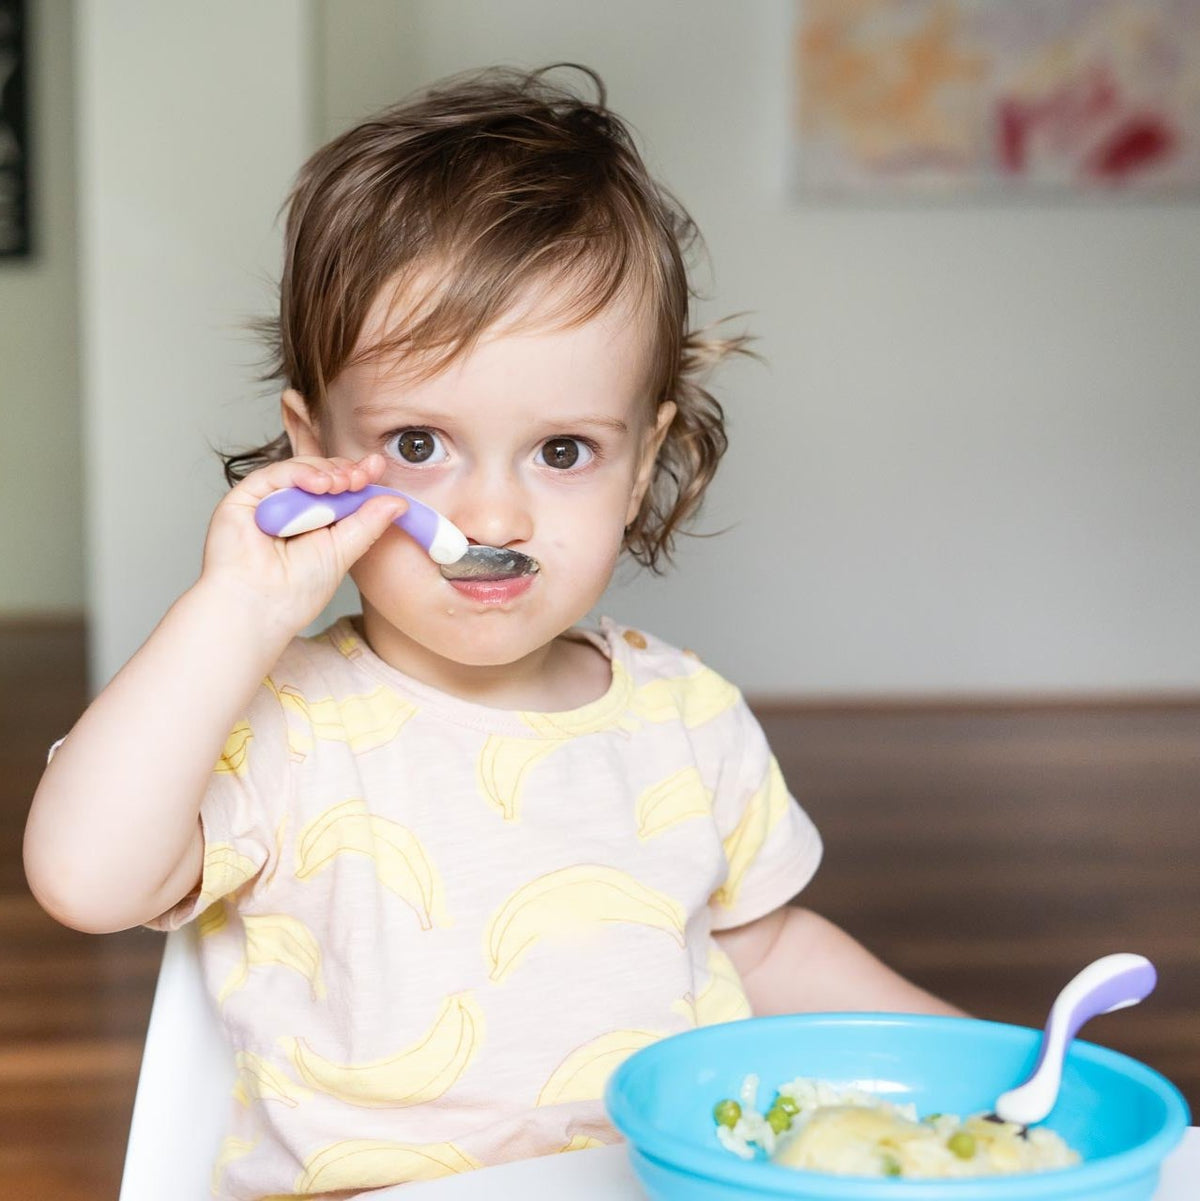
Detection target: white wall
<box><xmin>315</xmin><ymin>0</ymin><xmax>421</xmax><ymax>139</ymax></box>
<box><xmin>78</xmin><ymin>1</ymin><xmax>1200</xmax><ymax>697</ymax></box>
<box><xmin>0</xmin><ymin>0</ymin><xmax>82</xmax><ymax>613</ymax></box>
<box><xmin>318</xmin><ymin>0</ymin><xmax>1199</xmax><ymax>696</ymax></box>
<box><xmin>77</xmin><ymin>0</ymin><xmax>313</xmax><ymax>685</ymax></box>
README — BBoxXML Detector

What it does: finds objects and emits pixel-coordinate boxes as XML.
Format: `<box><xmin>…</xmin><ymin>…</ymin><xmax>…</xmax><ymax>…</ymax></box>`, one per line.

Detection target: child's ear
<box><xmin>280</xmin><ymin>389</ymin><xmax>322</xmax><ymax>457</ymax></box>
<box><xmin>626</xmin><ymin>401</ymin><xmax>677</xmax><ymax>526</ymax></box>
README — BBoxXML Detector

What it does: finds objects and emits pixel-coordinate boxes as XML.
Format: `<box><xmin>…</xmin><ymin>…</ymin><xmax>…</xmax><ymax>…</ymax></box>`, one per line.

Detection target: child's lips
<box><xmin>446</xmin><ymin>575</ymin><xmax>535</xmax><ymax>605</ymax></box>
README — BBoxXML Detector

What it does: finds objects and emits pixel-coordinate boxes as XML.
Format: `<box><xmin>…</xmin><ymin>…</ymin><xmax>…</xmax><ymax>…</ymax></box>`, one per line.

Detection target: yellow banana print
<box><xmin>694</xmin><ymin>944</ymin><xmax>752</xmax><ymax>1025</ymax></box>
<box><xmin>628</xmin><ymin>666</ymin><xmax>740</xmax><ymax>728</ymax></box>
<box><xmin>519</xmin><ymin>662</ymin><xmax>636</xmax><ymax>737</ymax></box>
<box><xmin>476</xmin><ymin>736</ymin><xmax>562</xmax><ymax>821</ymax></box>
<box><xmin>214</xmin><ymin>720</ymin><xmax>253</xmax><ymax>775</ymax></box>
<box><xmin>713</xmin><ymin>757</ymin><xmax>789</xmax><ymax>909</ymax></box>
<box><xmin>268</xmin><ymin>679</ymin><xmax>418</xmax><ymax>760</ymax></box>
<box><xmin>259</xmin><ymin>813</ymin><xmax>289</xmax><ymax>889</ymax></box>
<box><xmin>672</xmin><ymin>993</ymin><xmax>699</xmax><ymax>1025</ymax></box>
<box><xmin>635</xmin><ymin>767</ymin><xmax>712</xmax><ymax>840</ymax></box>
<box><xmin>284</xmin><ymin>992</ymin><xmax>483</xmax><ymax>1107</ymax></box>
<box><xmin>259</xmin><ymin>912</ymin><xmax>324</xmax><ymax>995</ymax></box>
<box><xmin>485</xmin><ymin>865</ymin><xmax>686</xmax><ymax>983</ymax></box>
<box><xmin>196</xmin><ymin>843</ymin><xmax>259</xmax><ymax>911</ymax></box>
<box><xmin>559</xmin><ymin>1133</ymin><xmax>608</xmax><ymax>1152</ymax></box>
<box><xmin>232</xmin><ymin>1050</ymin><xmax>309</xmax><ymax>1108</ymax></box>
<box><xmin>537</xmin><ymin>1029</ymin><xmax>661</xmax><ymax>1106</ymax></box>
<box><xmin>210</xmin><ymin>1135</ymin><xmax>257</xmax><ymax>1194</ymax></box>
<box><xmin>296</xmin><ymin>1138</ymin><xmax>481</xmax><ymax>1192</ymax></box>
<box><xmin>196</xmin><ymin>900</ymin><xmax>228</xmax><ymax>940</ymax></box>
<box><xmin>475</xmin><ymin>665</ymin><xmax>641</xmax><ymax>821</ymax></box>
<box><xmin>295</xmin><ymin>798</ymin><xmax>448</xmax><ymax>930</ymax></box>
<box><xmin>219</xmin><ymin>912</ymin><xmax>325</xmax><ymax>1003</ymax></box>
<box><xmin>474</xmin><ymin>661</ymin><xmax>652</xmax><ymax>820</ymax></box>
<box><xmin>327</xmin><ymin>622</ymin><xmax>363</xmax><ymax>660</ymax></box>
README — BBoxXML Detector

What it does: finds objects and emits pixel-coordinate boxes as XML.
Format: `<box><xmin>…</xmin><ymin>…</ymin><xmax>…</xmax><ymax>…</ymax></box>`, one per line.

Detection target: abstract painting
<box><xmin>793</xmin><ymin>0</ymin><xmax>1200</xmax><ymax>198</ymax></box>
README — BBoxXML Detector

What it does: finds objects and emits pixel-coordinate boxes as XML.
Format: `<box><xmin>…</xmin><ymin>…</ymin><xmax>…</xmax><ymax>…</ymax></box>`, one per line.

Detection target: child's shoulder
<box><xmin>595</xmin><ymin>616</ymin><xmax>742</xmax><ymax>695</ymax></box>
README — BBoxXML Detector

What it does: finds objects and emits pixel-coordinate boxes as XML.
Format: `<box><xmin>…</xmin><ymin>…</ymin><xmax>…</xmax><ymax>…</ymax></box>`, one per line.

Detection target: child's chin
<box><xmin>439</xmin><ymin>634</ymin><xmax>545</xmax><ymax>669</ymax></box>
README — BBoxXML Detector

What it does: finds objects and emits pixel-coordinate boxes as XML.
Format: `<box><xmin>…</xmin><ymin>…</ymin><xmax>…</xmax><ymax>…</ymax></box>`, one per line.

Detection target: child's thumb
<box><xmin>331</xmin><ymin>496</ymin><xmax>408</xmax><ymax>567</ymax></box>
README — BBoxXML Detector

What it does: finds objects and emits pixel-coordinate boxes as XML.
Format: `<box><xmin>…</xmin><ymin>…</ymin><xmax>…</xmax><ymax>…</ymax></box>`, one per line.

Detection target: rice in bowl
<box><xmin>714</xmin><ymin>1076</ymin><xmax>1080</xmax><ymax>1180</ymax></box>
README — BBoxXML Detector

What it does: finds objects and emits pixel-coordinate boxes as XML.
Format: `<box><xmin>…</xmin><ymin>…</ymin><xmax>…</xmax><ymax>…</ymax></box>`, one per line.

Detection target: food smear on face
<box><xmin>713</xmin><ymin>1077</ymin><xmax>1080</xmax><ymax>1179</ymax></box>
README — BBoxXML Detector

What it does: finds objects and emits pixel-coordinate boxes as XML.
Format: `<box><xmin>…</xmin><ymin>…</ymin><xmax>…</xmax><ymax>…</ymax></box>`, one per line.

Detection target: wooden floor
<box><xmin>1</xmin><ymin>620</ymin><xmax>1196</xmax><ymax>1198</ymax></box>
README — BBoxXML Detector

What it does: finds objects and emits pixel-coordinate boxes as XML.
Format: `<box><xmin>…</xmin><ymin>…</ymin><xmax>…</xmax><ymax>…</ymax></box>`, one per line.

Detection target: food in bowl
<box><xmin>713</xmin><ymin>1076</ymin><xmax>1080</xmax><ymax>1179</ymax></box>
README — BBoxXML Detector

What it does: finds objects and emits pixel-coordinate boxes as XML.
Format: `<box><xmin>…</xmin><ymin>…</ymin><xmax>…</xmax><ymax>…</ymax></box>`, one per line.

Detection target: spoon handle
<box><xmin>994</xmin><ymin>953</ymin><xmax>1156</xmax><ymax>1126</ymax></box>
<box><xmin>255</xmin><ymin>485</ymin><xmax>468</xmax><ymax>565</ymax></box>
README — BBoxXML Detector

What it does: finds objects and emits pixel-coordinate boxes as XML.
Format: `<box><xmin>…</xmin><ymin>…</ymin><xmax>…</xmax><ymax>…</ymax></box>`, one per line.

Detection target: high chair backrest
<box><xmin>119</xmin><ymin>925</ymin><xmax>234</xmax><ymax>1201</ymax></box>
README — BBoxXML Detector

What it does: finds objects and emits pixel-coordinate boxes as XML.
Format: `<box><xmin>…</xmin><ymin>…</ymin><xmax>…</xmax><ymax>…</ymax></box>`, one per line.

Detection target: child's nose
<box><xmin>450</xmin><ymin>469</ymin><xmax>534</xmax><ymax>550</ymax></box>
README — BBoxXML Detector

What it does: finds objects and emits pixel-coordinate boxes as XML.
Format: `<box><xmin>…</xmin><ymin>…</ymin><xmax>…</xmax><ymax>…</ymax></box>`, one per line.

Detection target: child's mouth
<box><xmin>446</xmin><ymin>574</ymin><xmax>536</xmax><ymax>605</ymax></box>
<box><xmin>440</xmin><ymin>545</ymin><xmax>539</xmax><ymax>605</ymax></box>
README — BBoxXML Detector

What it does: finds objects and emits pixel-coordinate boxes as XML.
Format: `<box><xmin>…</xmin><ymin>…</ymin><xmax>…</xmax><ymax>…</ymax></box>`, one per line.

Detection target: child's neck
<box><xmin>352</xmin><ymin>612</ymin><xmax>611</xmax><ymax>713</ymax></box>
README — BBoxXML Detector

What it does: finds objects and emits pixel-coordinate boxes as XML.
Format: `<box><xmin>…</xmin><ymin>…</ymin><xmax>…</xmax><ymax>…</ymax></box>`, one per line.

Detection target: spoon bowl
<box><xmin>439</xmin><ymin>546</ymin><xmax>540</xmax><ymax>580</ymax></box>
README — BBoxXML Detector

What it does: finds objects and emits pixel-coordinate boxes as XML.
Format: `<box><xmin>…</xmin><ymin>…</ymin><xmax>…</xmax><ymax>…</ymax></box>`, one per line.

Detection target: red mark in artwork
<box><xmin>996</xmin><ymin>64</ymin><xmax>1120</xmax><ymax>173</ymax></box>
<box><xmin>1085</xmin><ymin>116</ymin><xmax>1177</xmax><ymax>180</ymax></box>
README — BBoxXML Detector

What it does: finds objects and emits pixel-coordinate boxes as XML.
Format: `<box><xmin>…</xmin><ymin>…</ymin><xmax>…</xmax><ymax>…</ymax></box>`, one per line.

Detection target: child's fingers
<box><xmin>231</xmin><ymin>454</ymin><xmax>385</xmax><ymax>504</ymax></box>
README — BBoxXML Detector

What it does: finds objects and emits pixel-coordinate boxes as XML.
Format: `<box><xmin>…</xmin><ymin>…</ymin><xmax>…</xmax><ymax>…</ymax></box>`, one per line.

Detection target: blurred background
<box><xmin>1</xmin><ymin>1</ymin><xmax>1197</xmax><ymax>1197</ymax></box>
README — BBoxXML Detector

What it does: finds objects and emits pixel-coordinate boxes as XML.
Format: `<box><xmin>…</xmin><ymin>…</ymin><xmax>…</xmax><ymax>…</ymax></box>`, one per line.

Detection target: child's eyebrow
<box><xmin>352</xmin><ymin>403</ymin><xmax>630</xmax><ymax>436</ymax></box>
<box><xmin>559</xmin><ymin>416</ymin><xmax>630</xmax><ymax>435</ymax></box>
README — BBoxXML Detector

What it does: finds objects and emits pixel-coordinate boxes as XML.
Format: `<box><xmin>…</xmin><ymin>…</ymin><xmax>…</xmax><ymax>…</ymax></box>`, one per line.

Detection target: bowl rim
<box><xmin>604</xmin><ymin>1012</ymin><xmax>1191</xmax><ymax>1199</ymax></box>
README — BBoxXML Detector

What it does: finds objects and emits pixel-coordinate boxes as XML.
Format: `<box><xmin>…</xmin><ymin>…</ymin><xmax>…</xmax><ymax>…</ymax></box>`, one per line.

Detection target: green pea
<box><xmin>775</xmin><ymin>1094</ymin><xmax>800</xmax><ymax>1116</ymax></box>
<box><xmin>713</xmin><ymin>1099</ymin><xmax>741</xmax><ymax>1128</ymax></box>
<box><xmin>881</xmin><ymin>1153</ymin><xmax>902</xmax><ymax>1177</ymax></box>
<box><xmin>765</xmin><ymin>1105</ymin><xmax>792</xmax><ymax>1134</ymax></box>
<box><xmin>947</xmin><ymin>1131</ymin><xmax>977</xmax><ymax>1159</ymax></box>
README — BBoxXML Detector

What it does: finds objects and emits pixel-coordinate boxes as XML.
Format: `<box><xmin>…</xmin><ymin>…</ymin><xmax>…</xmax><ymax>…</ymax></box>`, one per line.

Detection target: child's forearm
<box><xmin>716</xmin><ymin>906</ymin><xmax>966</xmax><ymax>1018</ymax></box>
<box><xmin>23</xmin><ymin>578</ymin><xmax>292</xmax><ymax>934</ymax></box>
<box><xmin>24</xmin><ymin>454</ymin><xmax>407</xmax><ymax>934</ymax></box>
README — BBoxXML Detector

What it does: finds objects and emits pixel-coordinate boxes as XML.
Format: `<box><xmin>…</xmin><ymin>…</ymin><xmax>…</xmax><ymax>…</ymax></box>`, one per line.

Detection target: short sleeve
<box><xmin>145</xmin><ymin>676</ymin><xmax>292</xmax><ymax>931</ymax></box>
<box><xmin>707</xmin><ymin>698</ymin><xmax>823</xmax><ymax>931</ymax></box>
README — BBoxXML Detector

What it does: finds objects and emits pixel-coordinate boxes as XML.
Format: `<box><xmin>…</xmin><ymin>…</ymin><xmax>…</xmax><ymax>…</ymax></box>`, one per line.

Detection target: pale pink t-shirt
<box><xmin>152</xmin><ymin>616</ymin><xmax>822</xmax><ymax>1200</ymax></box>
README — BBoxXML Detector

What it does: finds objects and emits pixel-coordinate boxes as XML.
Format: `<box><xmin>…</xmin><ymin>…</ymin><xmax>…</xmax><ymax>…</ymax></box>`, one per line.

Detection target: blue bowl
<box><xmin>605</xmin><ymin>1013</ymin><xmax>1189</xmax><ymax>1201</ymax></box>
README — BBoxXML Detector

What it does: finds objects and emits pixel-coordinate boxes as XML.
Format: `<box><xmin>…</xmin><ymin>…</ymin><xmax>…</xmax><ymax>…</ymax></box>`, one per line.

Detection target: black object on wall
<box><xmin>0</xmin><ymin>0</ymin><xmax>29</xmax><ymax>258</ymax></box>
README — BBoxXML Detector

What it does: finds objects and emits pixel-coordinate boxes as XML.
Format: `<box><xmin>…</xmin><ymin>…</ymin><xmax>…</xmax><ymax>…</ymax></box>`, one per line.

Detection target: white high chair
<box><xmin>119</xmin><ymin>925</ymin><xmax>235</xmax><ymax>1201</ymax></box>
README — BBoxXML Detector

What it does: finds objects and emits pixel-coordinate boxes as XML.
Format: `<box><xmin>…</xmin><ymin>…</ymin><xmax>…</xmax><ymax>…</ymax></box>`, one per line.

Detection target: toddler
<box><xmin>25</xmin><ymin>65</ymin><xmax>957</xmax><ymax>1200</ymax></box>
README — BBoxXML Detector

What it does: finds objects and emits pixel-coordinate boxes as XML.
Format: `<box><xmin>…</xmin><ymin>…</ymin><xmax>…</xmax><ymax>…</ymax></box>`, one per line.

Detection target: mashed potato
<box><xmin>714</xmin><ymin>1077</ymin><xmax>1080</xmax><ymax>1179</ymax></box>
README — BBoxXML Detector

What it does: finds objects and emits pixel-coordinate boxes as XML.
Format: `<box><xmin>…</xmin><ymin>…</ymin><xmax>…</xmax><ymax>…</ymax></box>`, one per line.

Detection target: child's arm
<box><xmin>23</xmin><ymin>453</ymin><xmax>407</xmax><ymax>935</ymax></box>
<box><xmin>714</xmin><ymin>905</ymin><xmax>966</xmax><ymax>1017</ymax></box>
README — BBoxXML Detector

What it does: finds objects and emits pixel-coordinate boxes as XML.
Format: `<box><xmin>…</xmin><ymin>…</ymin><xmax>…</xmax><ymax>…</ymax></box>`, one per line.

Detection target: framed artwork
<box><xmin>0</xmin><ymin>0</ymin><xmax>29</xmax><ymax>255</ymax></box>
<box><xmin>792</xmin><ymin>0</ymin><xmax>1200</xmax><ymax>199</ymax></box>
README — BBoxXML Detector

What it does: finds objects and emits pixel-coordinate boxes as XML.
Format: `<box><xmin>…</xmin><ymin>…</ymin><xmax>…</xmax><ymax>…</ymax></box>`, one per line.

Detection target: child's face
<box><xmin>283</xmin><ymin>287</ymin><xmax>674</xmax><ymax>678</ymax></box>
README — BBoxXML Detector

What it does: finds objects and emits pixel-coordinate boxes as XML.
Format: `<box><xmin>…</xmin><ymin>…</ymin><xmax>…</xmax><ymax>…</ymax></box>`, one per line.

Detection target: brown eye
<box><xmin>387</xmin><ymin>429</ymin><xmax>445</xmax><ymax>464</ymax></box>
<box><xmin>539</xmin><ymin>437</ymin><xmax>591</xmax><ymax>470</ymax></box>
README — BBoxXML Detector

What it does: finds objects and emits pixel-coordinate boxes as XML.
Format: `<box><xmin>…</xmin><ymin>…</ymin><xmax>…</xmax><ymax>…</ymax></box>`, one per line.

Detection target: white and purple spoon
<box><xmin>991</xmin><ymin>952</ymin><xmax>1157</xmax><ymax>1129</ymax></box>
<box><xmin>254</xmin><ymin>485</ymin><xmax>539</xmax><ymax>580</ymax></box>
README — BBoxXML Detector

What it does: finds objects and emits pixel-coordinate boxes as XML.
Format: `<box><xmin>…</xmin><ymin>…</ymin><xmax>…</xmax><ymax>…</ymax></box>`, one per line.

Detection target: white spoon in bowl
<box><xmin>990</xmin><ymin>952</ymin><xmax>1157</xmax><ymax>1130</ymax></box>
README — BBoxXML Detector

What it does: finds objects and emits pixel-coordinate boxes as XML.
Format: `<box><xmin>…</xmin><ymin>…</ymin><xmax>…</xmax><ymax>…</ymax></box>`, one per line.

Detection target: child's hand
<box><xmin>198</xmin><ymin>453</ymin><xmax>408</xmax><ymax>639</ymax></box>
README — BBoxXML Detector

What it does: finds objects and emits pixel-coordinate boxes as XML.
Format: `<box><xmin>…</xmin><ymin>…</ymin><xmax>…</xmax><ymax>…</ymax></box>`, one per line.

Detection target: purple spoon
<box><xmin>254</xmin><ymin>485</ymin><xmax>539</xmax><ymax>580</ymax></box>
<box><xmin>991</xmin><ymin>952</ymin><xmax>1156</xmax><ymax>1128</ymax></box>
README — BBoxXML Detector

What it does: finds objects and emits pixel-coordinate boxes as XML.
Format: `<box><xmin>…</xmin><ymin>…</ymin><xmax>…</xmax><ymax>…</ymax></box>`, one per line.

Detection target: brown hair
<box><xmin>227</xmin><ymin>64</ymin><xmax>753</xmax><ymax>570</ymax></box>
